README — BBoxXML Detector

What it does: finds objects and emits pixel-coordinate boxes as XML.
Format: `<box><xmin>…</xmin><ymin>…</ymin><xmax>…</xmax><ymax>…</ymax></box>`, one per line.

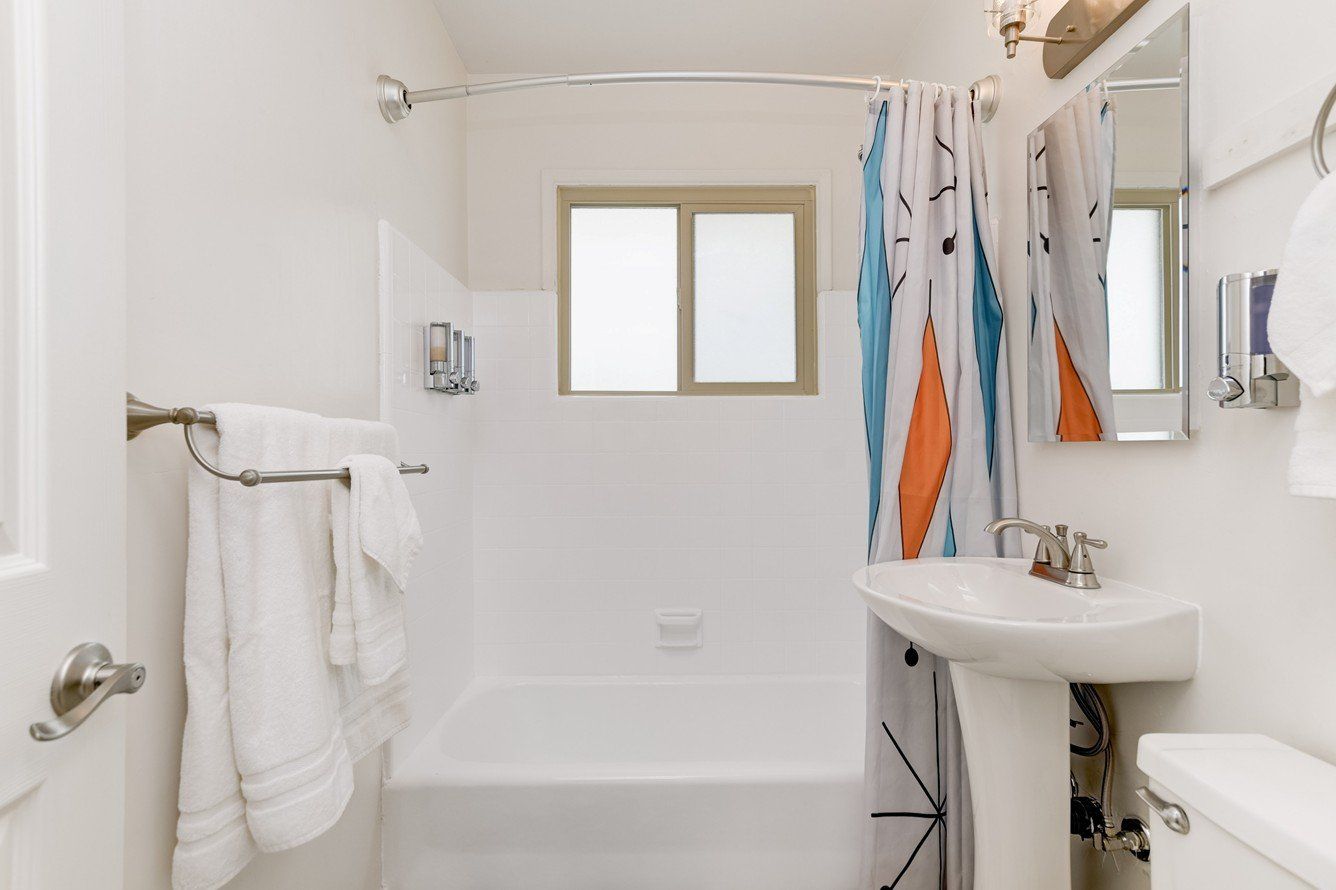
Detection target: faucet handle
<box><xmin>1073</xmin><ymin>532</ymin><xmax>1106</xmax><ymax>550</ymax></box>
<box><xmin>1068</xmin><ymin>532</ymin><xmax>1107</xmax><ymax>588</ymax></box>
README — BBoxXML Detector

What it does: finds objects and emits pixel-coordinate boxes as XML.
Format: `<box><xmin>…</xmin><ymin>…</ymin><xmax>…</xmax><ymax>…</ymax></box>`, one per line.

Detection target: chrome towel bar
<box><xmin>126</xmin><ymin>393</ymin><xmax>429</xmax><ymax>487</ymax></box>
<box><xmin>1313</xmin><ymin>79</ymin><xmax>1336</xmax><ymax>178</ymax></box>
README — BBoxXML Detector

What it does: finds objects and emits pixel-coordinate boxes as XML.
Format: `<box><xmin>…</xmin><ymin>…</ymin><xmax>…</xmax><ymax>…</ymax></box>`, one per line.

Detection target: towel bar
<box><xmin>1313</xmin><ymin>79</ymin><xmax>1336</xmax><ymax>177</ymax></box>
<box><xmin>126</xmin><ymin>393</ymin><xmax>429</xmax><ymax>487</ymax></box>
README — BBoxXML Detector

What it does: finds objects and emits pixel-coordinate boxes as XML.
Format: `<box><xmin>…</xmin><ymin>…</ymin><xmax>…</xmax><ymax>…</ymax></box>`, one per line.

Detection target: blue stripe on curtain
<box><xmin>857</xmin><ymin>102</ymin><xmax>892</xmax><ymax>547</ymax></box>
<box><xmin>971</xmin><ymin>218</ymin><xmax>1004</xmax><ymax>474</ymax></box>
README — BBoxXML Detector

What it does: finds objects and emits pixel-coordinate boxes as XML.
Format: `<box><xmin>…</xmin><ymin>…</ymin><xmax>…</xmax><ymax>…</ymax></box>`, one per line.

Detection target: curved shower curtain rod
<box><xmin>376</xmin><ymin>71</ymin><xmax>1003</xmax><ymax>125</ymax></box>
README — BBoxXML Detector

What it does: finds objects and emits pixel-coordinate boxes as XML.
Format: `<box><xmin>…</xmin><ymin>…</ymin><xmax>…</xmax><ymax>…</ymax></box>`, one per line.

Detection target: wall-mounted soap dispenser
<box><xmin>1207</xmin><ymin>270</ymin><xmax>1298</xmax><ymax>409</ymax></box>
<box><xmin>423</xmin><ymin>322</ymin><xmax>479</xmax><ymax>394</ymax></box>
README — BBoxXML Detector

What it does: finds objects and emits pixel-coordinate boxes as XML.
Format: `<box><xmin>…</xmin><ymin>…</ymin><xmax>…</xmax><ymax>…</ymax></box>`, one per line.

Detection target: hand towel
<box><xmin>331</xmin><ymin>452</ymin><xmax>421</xmax><ymax>686</ymax></box>
<box><xmin>173</xmin><ymin>406</ymin><xmax>411</xmax><ymax>890</ymax></box>
<box><xmin>1268</xmin><ymin>172</ymin><xmax>1336</xmax><ymax>497</ymax></box>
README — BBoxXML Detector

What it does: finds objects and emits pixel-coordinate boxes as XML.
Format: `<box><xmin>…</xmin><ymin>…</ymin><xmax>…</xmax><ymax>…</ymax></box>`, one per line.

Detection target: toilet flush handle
<box><xmin>1136</xmin><ymin>786</ymin><xmax>1190</xmax><ymax>835</ymax></box>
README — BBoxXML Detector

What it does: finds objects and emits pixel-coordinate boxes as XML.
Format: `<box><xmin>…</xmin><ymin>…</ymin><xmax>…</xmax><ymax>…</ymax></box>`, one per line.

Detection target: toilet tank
<box><xmin>1137</xmin><ymin>734</ymin><xmax>1336</xmax><ymax>889</ymax></box>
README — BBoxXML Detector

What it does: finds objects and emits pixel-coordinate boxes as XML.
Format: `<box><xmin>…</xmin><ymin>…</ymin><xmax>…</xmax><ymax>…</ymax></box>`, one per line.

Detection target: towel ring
<box><xmin>1312</xmin><ymin>80</ymin><xmax>1336</xmax><ymax>178</ymax></box>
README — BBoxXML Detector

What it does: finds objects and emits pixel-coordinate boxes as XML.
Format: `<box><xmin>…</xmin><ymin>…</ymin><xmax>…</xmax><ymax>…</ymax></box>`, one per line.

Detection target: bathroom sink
<box><xmin>852</xmin><ymin>557</ymin><xmax>1200</xmax><ymax>890</ymax></box>
<box><xmin>852</xmin><ymin>557</ymin><xmax>1199</xmax><ymax>682</ymax></box>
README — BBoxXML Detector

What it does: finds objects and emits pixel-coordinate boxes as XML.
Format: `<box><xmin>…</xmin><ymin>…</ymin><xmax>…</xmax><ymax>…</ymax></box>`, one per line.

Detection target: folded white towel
<box><xmin>1269</xmin><ymin>173</ymin><xmax>1336</xmax><ymax>498</ymax></box>
<box><xmin>327</xmin><ymin>419</ymin><xmax>396</xmax><ymax>666</ymax></box>
<box><xmin>174</xmin><ymin>406</ymin><xmax>411</xmax><ymax>890</ymax></box>
<box><xmin>331</xmin><ymin>452</ymin><xmax>421</xmax><ymax>686</ymax></box>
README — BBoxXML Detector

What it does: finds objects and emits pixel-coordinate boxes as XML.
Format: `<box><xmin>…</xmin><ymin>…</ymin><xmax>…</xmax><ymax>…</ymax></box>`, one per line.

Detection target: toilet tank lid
<box><xmin>1138</xmin><ymin>734</ymin><xmax>1336</xmax><ymax>888</ymax></box>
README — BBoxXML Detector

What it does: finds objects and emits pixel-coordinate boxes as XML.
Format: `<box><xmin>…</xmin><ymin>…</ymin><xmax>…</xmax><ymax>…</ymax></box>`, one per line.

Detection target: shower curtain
<box><xmin>857</xmin><ymin>82</ymin><xmax>1018</xmax><ymax>889</ymax></box>
<box><xmin>1026</xmin><ymin>84</ymin><xmax>1117</xmax><ymax>442</ymax></box>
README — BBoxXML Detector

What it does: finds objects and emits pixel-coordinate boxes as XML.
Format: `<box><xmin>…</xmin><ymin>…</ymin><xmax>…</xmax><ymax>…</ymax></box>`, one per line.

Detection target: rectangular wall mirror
<box><xmin>1026</xmin><ymin>8</ymin><xmax>1188</xmax><ymax>442</ymax></box>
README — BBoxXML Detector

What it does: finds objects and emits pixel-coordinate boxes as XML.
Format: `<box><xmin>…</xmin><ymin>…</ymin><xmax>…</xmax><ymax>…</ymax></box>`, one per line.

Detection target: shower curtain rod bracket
<box><xmin>377</xmin><ymin>71</ymin><xmax>1002</xmax><ymax>124</ymax></box>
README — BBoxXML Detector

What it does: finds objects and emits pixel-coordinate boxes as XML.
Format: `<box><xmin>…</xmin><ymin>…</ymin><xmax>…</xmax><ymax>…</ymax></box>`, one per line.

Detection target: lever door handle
<box><xmin>29</xmin><ymin>643</ymin><xmax>146</xmax><ymax>742</ymax></box>
<box><xmin>1135</xmin><ymin>785</ymin><xmax>1190</xmax><ymax>835</ymax></box>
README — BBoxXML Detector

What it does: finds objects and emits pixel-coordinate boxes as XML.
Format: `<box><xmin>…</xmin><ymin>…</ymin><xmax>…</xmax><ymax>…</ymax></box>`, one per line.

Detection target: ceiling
<box><xmin>432</xmin><ymin>0</ymin><xmax>936</xmax><ymax>77</ymax></box>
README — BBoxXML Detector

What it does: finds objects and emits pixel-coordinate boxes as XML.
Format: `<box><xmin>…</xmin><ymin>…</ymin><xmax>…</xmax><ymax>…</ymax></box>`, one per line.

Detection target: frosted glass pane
<box><xmin>569</xmin><ymin>207</ymin><xmax>678</xmax><ymax>391</ymax></box>
<box><xmin>1107</xmin><ymin>207</ymin><xmax>1166</xmax><ymax>390</ymax></box>
<box><xmin>693</xmin><ymin>213</ymin><xmax>797</xmax><ymax>383</ymax></box>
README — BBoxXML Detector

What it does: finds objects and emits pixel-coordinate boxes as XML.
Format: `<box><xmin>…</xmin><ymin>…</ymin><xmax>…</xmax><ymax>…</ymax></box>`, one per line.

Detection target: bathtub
<box><xmin>383</xmin><ymin>675</ymin><xmax>865</xmax><ymax>889</ymax></box>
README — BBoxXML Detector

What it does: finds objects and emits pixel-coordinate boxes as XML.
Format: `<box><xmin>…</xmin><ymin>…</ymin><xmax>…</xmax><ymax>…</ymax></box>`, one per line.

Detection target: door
<box><xmin>0</xmin><ymin>0</ymin><xmax>128</xmax><ymax>887</ymax></box>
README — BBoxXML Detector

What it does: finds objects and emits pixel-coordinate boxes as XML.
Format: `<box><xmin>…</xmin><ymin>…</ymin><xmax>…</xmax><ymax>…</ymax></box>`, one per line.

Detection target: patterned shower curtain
<box><xmin>1026</xmin><ymin>84</ymin><xmax>1117</xmax><ymax>442</ymax></box>
<box><xmin>856</xmin><ymin>82</ymin><xmax>1019</xmax><ymax>889</ymax></box>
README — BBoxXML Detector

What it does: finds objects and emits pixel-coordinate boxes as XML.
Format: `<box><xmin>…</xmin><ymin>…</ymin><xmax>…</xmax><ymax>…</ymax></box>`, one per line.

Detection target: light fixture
<box><xmin>984</xmin><ymin>0</ymin><xmax>1151</xmax><ymax>79</ymax></box>
<box><xmin>985</xmin><ymin>0</ymin><xmax>1057</xmax><ymax>60</ymax></box>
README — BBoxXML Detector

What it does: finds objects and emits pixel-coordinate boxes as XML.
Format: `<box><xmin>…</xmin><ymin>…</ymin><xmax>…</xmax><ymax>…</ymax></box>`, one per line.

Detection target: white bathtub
<box><xmin>383</xmin><ymin>675</ymin><xmax>865</xmax><ymax>889</ymax></box>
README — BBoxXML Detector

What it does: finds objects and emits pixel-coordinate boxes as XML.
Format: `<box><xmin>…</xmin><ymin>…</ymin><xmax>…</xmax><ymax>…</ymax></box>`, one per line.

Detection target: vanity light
<box><xmin>985</xmin><ymin>0</ymin><xmax>1152</xmax><ymax>79</ymax></box>
<box><xmin>984</xmin><ymin>0</ymin><xmax>1046</xmax><ymax>60</ymax></box>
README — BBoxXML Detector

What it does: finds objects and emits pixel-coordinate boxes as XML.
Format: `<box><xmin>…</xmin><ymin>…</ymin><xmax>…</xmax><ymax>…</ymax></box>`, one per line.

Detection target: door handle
<box><xmin>29</xmin><ymin>643</ymin><xmax>146</xmax><ymax>742</ymax></box>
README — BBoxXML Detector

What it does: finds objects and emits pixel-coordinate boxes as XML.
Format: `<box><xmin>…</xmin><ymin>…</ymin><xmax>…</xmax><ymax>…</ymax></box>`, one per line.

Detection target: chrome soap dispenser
<box><xmin>1207</xmin><ymin>270</ymin><xmax>1298</xmax><ymax>409</ymax></box>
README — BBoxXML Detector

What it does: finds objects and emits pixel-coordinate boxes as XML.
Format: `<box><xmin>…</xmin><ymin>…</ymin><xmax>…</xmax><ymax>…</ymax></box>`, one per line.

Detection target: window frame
<box><xmin>557</xmin><ymin>186</ymin><xmax>818</xmax><ymax>396</ymax></box>
<box><xmin>1110</xmin><ymin>187</ymin><xmax>1182</xmax><ymax>395</ymax></box>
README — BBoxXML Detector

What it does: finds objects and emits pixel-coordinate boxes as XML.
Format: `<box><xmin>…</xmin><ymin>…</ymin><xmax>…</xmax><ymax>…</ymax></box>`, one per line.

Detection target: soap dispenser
<box><xmin>1207</xmin><ymin>270</ymin><xmax>1299</xmax><ymax>409</ymax></box>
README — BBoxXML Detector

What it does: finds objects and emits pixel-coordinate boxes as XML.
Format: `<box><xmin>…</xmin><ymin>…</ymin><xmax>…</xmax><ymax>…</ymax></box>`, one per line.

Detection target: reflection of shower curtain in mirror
<box><xmin>1027</xmin><ymin>84</ymin><xmax>1116</xmax><ymax>442</ymax></box>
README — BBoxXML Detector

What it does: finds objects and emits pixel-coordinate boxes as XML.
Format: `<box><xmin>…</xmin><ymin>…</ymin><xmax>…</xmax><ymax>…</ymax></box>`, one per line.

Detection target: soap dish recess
<box><xmin>654</xmin><ymin>609</ymin><xmax>703</xmax><ymax>649</ymax></box>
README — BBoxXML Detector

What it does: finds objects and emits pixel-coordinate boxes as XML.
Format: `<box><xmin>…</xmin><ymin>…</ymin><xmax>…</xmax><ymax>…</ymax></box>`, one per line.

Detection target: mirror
<box><xmin>1026</xmin><ymin>8</ymin><xmax>1188</xmax><ymax>442</ymax></box>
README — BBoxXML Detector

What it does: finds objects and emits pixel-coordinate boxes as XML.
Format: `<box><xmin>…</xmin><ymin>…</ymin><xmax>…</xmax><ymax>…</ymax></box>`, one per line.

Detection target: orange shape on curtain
<box><xmin>1053</xmin><ymin>321</ymin><xmax>1102</xmax><ymax>443</ymax></box>
<box><xmin>899</xmin><ymin>316</ymin><xmax>952</xmax><ymax>560</ymax></box>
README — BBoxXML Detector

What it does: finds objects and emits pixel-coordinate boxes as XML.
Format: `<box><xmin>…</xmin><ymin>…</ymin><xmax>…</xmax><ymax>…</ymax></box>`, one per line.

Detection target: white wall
<box><xmin>463</xmin><ymin>80</ymin><xmax>877</xmax><ymax>681</ymax></box>
<box><xmin>123</xmin><ymin>2</ymin><xmax>469</xmax><ymax>887</ymax></box>
<box><xmin>887</xmin><ymin>1</ymin><xmax>1336</xmax><ymax>887</ymax></box>
<box><xmin>471</xmin><ymin>290</ymin><xmax>866</xmax><ymax>677</ymax></box>
<box><xmin>377</xmin><ymin>223</ymin><xmax>476</xmax><ymax>770</ymax></box>
<box><xmin>466</xmin><ymin>83</ymin><xmax>867</xmax><ymax>290</ymax></box>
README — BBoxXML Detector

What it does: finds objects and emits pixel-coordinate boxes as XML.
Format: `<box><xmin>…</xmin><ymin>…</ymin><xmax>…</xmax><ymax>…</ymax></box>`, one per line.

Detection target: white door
<box><xmin>0</xmin><ymin>0</ymin><xmax>128</xmax><ymax>887</ymax></box>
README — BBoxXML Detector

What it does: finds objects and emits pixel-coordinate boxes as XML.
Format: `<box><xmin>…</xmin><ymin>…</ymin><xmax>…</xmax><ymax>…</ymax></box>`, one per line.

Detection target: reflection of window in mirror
<box><xmin>1107</xmin><ymin>188</ymin><xmax>1180</xmax><ymax>394</ymax></box>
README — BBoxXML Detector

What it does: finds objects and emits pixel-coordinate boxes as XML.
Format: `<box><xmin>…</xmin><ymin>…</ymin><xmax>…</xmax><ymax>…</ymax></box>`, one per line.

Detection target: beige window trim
<box><xmin>558</xmin><ymin>186</ymin><xmax>818</xmax><ymax>396</ymax></box>
<box><xmin>1112</xmin><ymin>188</ymin><xmax>1182</xmax><ymax>395</ymax></box>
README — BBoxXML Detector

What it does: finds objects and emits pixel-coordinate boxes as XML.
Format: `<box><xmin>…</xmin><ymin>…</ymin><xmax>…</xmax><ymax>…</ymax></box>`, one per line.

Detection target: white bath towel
<box><xmin>328</xmin><ymin>419</ymin><xmax>398</xmax><ymax>668</ymax></box>
<box><xmin>1269</xmin><ymin>172</ymin><xmax>1336</xmax><ymax>498</ymax></box>
<box><xmin>174</xmin><ymin>405</ymin><xmax>411</xmax><ymax>890</ymax></box>
<box><xmin>330</xmin><ymin>449</ymin><xmax>421</xmax><ymax>686</ymax></box>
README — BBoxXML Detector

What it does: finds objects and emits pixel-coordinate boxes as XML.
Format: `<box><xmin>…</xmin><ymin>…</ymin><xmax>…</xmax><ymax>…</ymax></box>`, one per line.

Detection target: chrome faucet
<box><xmin>984</xmin><ymin>517</ymin><xmax>1107</xmax><ymax>590</ymax></box>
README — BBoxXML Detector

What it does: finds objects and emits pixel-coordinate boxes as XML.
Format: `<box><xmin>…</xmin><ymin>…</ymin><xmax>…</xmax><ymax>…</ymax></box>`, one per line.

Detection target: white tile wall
<box><xmin>471</xmin><ymin>289</ymin><xmax>868</xmax><ymax>677</ymax></box>
<box><xmin>378</xmin><ymin>222</ymin><xmax>475</xmax><ymax>769</ymax></box>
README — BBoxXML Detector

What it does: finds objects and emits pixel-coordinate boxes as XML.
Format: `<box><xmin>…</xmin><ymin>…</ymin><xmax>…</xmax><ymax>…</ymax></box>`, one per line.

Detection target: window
<box><xmin>1107</xmin><ymin>188</ymin><xmax>1181</xmax><ymax>393</ymax></box>
<box><xmin>558</xmin><ymin>186</ymin><xmax>817</xmax><ymax>395</ymax></box>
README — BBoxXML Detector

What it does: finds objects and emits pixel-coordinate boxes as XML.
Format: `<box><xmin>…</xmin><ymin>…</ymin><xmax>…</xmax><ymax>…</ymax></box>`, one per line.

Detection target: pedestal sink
<box><xmin>852</xmin><ymin>557</ymin><xmax>1199</xmax><ymax>890</ymax></box>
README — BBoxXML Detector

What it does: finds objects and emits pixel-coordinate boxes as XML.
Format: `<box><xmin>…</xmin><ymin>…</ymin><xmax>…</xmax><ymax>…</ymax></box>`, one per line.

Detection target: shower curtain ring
<box><xmin>866</xmin><ymin>76</ymin><xmax>883</xmax><ymax>109</ymax></box>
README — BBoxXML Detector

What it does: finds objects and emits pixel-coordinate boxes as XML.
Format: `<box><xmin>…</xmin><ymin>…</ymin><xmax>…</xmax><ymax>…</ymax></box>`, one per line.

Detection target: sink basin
<box><xmin>852</xmin><ymin>557</ymin><xmax>1200</xmax><ymax>890</ymax></box>
<box><xmin>853</xmin><ymin>557</ymin><xmax>1199</xmax><ymax>682</ymax></box>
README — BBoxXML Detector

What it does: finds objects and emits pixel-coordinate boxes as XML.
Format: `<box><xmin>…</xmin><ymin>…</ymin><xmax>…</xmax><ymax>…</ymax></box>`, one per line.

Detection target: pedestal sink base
<box><xmin>950</xmin><ymin>665</ymin><xmax>1070</xmax><ymax>890</ymax></box>
<box><xmin>854</xmin><ymin>557</ymin><xmax>1200</xmax><ymax>889</ymax></box>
